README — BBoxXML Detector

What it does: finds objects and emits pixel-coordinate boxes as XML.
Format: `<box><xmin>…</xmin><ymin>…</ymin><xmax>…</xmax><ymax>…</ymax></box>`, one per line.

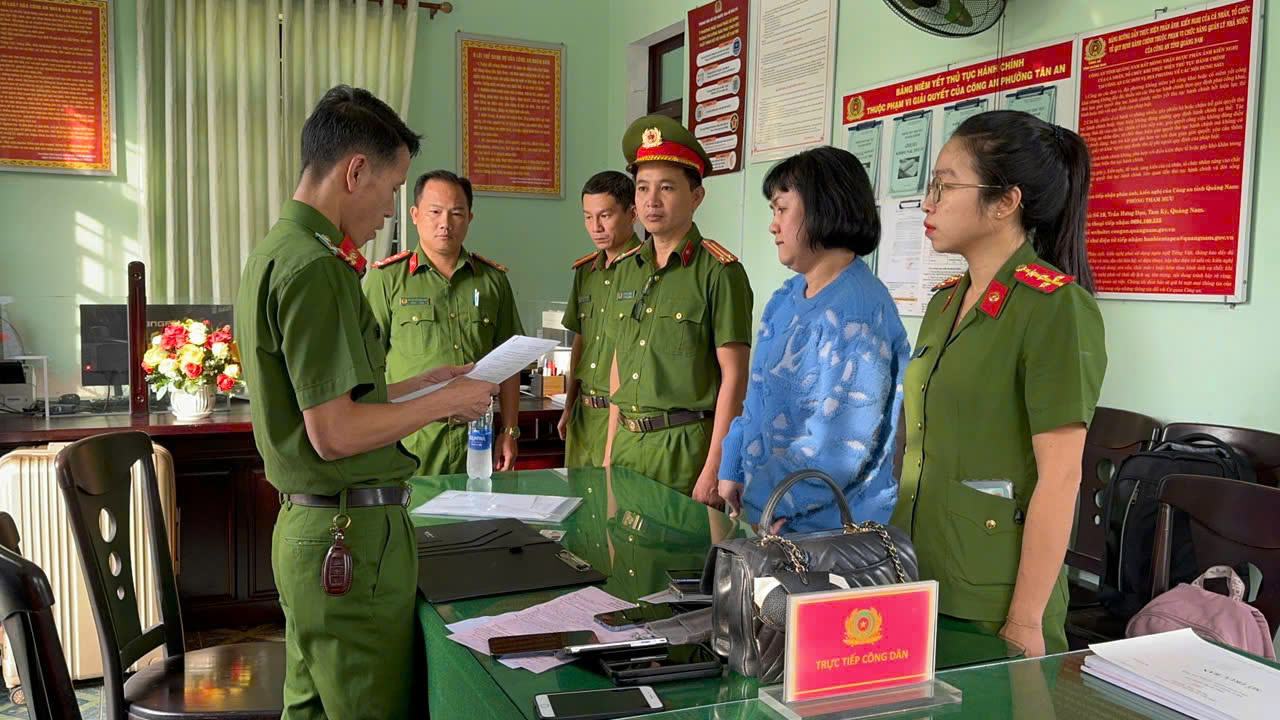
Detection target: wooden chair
<box><xmin>1063</xmin><ymin>408</ymin><xmax>1160</xmax><ymax>650</ymax></box>
<box><xmin>1152</xmin><ymin>474</ymin><xmax>1280</xmax><ymax>638</ymax></box>
<box><xmin>1070</xmin><ymin>407</ymin><xmax>1161</xmax><ymax>578</ymax></box>
<box><xmin>54</xmin><ymin>431</ymin><xmax>285</xmax><ymax>720</ymax></box>
<box><xmin>1162</xmin><ymin>422</ymin><xmax>1280</xmax><ymax>488</ymax></box>
<box><xmin>0</xmin><ymin>512</ymin><xmax>83</xmax><ymax>720</ymax></box>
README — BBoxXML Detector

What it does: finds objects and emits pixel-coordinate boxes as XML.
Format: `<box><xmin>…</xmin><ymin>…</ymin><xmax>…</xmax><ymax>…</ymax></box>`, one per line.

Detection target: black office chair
<box><xmin>55</xmin><ymin>430</ymin><xmax>285</xmax><ymax>720</ymax></box>
<box><xmin>0</xmin><ymin>512</ymin><xmax>83</xmax><ymax>720</ymax></box>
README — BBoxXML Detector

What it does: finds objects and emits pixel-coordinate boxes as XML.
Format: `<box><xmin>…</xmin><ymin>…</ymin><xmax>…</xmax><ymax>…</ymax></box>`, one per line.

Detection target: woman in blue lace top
<box><xmin>718</xmin><ymin>146</ymin><xmax>910</xmax><ymax>533</ymax></box>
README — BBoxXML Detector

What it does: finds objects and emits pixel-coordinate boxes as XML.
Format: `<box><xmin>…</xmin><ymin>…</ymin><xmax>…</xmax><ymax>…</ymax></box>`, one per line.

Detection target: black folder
<box><xmin>416</xmin><ymin>518</ymin><xmax>606</xmax><ymax>603</ymax></box>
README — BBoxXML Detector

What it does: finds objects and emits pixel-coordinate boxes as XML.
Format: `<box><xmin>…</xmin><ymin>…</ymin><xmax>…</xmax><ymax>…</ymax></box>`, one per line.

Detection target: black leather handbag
<box><xmin>700</xmin><ymin>470</ymin><xmax>918</xmax><ymax>683</ymax></box>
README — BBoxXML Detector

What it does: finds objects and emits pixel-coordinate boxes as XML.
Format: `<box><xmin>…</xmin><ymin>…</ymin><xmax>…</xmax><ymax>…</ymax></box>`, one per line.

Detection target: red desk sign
<box><xmin>784</xmin><ymin>581</ymin><xmax>938</xmax><ymax>704</ymax></box>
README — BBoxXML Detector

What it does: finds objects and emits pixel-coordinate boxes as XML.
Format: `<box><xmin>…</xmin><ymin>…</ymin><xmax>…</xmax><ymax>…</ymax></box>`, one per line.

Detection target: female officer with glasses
<box><xmin>889</xmin><ymin>110</ymin><xmax>1107</xmax><ymax>657</ymax></box>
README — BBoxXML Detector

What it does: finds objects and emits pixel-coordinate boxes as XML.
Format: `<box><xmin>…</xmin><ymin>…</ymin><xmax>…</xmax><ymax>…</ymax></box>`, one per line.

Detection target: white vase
<box><xmin>169</xmin><ymin>384</ymin><xmax>216</xmax><ymax>420</ymax></box>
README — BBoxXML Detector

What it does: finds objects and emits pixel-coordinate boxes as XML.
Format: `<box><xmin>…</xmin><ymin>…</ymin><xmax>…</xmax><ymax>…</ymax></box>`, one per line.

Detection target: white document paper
<box><xmin>446</xmin><ymin>587</ymin><xmax>652</xmax><ymax>673</ymax></box>
<box><xmin>411</xmin><ymin>490</ymin><xmax>582</xmax><ymax>524</ymax></box>
<box><xmin>749</xmin><ymin>0</ymin><xmax>838</xmax><ymax>162</ymax></box>
<box><xmin>1082</xmin><ymin>629</ymin><xmax>1280</xmax><ymax>720</ymax></box>
<box><xmin>391</xmin><ymin>335</ymin><xmax>559</xmax><ymax>403</ymax></box>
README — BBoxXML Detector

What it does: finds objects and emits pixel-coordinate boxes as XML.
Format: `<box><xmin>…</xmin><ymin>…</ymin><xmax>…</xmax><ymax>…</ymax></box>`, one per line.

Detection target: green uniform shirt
<box><xmin>235</xmin><ymin>200</ymin><xmax>417</xmax><ymax>495</ymax></box>
<box><xmin>364</xmin><ymin>247</ymin><xmax>524</xmax><ymax>385</ymax></box>
<box><xmin>889</xmin><ymin>242</ymin><xmax>1107</xmax><ymax>623</ymax></box>
<box><xmin>563</xmin><ymin>235</ymin><xmax>642</xmax><ymax>396</ymax></box>
<box><xmin>609</xmin><ymin>223</ymin><xmax>754</xmax><ymax>415</ymax></box>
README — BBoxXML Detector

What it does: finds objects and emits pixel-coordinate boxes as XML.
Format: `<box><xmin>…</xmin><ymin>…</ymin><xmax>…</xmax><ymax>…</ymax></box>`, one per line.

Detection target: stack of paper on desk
<box><xmin>1082</xmin><ymin>628</ymin><xmax>1280</xmax><ymax>720</ymax></box>
<box><xmin>412</xmin><ymin>490</ymin><xmax>582</xmax><ymax>523</ymax></box>
<box><xmin>446</xmin><ymin>587</ymin><xmax>652</xmax><ymax>673</ymax></box>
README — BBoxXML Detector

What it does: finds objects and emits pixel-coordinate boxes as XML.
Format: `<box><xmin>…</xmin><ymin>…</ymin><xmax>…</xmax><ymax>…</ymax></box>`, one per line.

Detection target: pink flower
<box><xmin>143</xmin><ymin>364</ymin><xmax>154</xmax><ymax>374</ymax></box>
<box><xmin>161</xmin><ymin>324</ymin><xmax>189</xmax><ymax>351</ymax></box>
<box><xmin>210</xmin><ymin>326</ymin><xmax>233</xmax><ymax>345</ymax></box>
<box><xmin>216</xmin><ymin>374</ymin><xmax>235</xmax><ymax>392</ymax></box>
<box><xmin>183</xmin><ymin>363</ymin><xmax>203</xmax><ymax>379</ymax></box>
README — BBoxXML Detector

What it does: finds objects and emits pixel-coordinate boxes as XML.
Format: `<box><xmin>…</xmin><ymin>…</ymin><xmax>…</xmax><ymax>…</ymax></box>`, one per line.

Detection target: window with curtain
<box><xmin>136</xmin><ymin>0</ymin><xmax>421</xmax><ymax>304</ymax></box>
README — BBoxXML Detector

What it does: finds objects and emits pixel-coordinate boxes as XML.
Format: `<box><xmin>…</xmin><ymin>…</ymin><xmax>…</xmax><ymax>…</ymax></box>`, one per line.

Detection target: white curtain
<box><xmin>137</xmin><ymin>0</ymin><xmax>420</xmax><ymax>303</ymax></box>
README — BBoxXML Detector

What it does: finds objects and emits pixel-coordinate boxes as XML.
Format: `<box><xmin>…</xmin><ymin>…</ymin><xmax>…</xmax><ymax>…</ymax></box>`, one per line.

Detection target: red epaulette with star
<box><xmin>931</xmin><ymin>274</ymin><xmax>964</xmax><ymax>292</ymax></box>
<box><xmin>371</xmin><ymin>250</ymin><xmax>411</xmax><ymax>270</ymax></box>
<box><xmin>571</xmin><ymin>251</ymin><xmax>598</xmax><ymax>270</ymax></box>
<box><xmin>701</xmin><ymin>238</ymin><xmax>738</xmax><ymax>265</ymax></box>
<box><xmin>472</xmin><ymin>253</ymin><xmax>508</xmax><ymax>273</ymax></box>
<box><xmin>1014</xmin><ymin>263</ymin><xmax>1075</xmax><ymax>293</ymax></box>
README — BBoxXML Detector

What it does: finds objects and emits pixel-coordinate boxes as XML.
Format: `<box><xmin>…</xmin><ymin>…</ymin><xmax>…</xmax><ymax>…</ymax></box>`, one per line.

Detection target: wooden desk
<box><xmin>0</xmin><ymin>397</ymin><xmax>566</xmax><ymax>629</ymax></box>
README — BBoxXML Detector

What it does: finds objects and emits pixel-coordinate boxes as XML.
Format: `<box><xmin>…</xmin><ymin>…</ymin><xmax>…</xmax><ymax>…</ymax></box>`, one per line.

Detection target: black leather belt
<box><xmin>618</xmin><ymin>409</ymin><xmax>713</xmax><ymax>433</ymax></box>
<box><xmin>286</xmin><ymin>487</ymin><xmax>411</xmax><ymax>508</ymax></box>
<box><xmin>581</xmin><ymin>395</ymin><xmax>609</xmax><ymax>409</ymax></box>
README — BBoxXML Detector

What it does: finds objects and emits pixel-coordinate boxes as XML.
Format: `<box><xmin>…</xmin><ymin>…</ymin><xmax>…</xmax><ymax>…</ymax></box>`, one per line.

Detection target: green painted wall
<box><xmin>608</xmin><ymin>0</ymin><xmax>1280</xmax><ymax>433</ymax></box>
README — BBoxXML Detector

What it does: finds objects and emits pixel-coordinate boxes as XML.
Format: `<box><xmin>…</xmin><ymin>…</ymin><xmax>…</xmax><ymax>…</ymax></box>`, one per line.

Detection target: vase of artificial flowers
<box><xmin>141</xmin><ymin>319</ymin><xmax>243</xmax><ymax>421</ymax></box>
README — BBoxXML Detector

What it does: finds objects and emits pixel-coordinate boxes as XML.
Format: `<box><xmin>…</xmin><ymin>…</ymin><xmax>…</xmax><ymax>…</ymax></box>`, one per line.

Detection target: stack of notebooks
<box><xmin>1082</xmin><ymin>628</ymin><xmax>1279</xmax><ymax>720</ymax></box>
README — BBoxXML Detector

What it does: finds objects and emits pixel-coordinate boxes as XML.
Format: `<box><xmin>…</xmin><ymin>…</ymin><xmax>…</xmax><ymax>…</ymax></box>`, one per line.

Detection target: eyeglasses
<box><xmin>926</xmin><ymin>177</ymin><xmax>1007</xmax><ymax>204</ymax></box>
<box><xmin>631</xmin><ymin>273</ymin><xmax>657</xmax><ymax>321</ymax></box>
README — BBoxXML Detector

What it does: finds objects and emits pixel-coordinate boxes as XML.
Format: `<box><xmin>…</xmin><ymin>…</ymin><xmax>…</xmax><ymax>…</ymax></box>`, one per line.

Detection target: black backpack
<box><xmin>1097</xmin><ymin>433</ymin><xmax>1257</xmax><ymax>620</ymax></box>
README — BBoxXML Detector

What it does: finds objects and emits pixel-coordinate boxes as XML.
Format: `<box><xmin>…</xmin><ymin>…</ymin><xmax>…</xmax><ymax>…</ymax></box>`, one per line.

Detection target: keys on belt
<box><xmin>619</xmin><ymin>409</ymin><xmax>713</xmax><ymax>433</ymax></box>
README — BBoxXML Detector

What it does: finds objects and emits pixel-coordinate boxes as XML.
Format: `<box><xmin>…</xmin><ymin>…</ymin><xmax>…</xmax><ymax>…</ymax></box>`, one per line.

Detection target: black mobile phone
<box><xmin>594</xmin><ymin>603</ymin><xmax>679</xmax><ymax>629</ymax></box>
<box><xmin>666</xmin><ymin>569</ymin><xmax>703</xmax><ymax>587</ymax></box>
<box><xmin>534</xmin><ymin>686</ymin><xmax>664</xmax><ymax>719</ymax></box>
<box><xmin>488</xmin><ymin>630</ymin><xmax>598</xmax><ymax>657</ymax></box>
<box><xmin>601</xmin><ymin>643</ymin><xmax>721</xmax><ymax>680</ymax></box>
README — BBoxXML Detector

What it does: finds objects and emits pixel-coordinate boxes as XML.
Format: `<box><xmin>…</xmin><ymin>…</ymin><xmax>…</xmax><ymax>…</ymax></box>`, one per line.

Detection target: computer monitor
<box><xmin>79</xmin><ymin>304</ymin><xmax>235</xmax><ymax>388</ymax></box>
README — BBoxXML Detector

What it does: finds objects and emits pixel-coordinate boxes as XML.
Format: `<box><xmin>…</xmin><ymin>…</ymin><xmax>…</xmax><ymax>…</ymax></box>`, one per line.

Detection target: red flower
<box><xmin>209</xmin><ymin>326</ymin><xmax>234</xmax><ymax>345</ymax></box>
<box><xmin>216</xmin><ymin>374</ymin><xmax>235</xmax><ymax>392</ymax></box>
<box><xmin>183</xmin><ymin>363</ymin><xmax>203</xmax><ymax>379</ymax></box>
<box><xmin>161</xmin><ymin>324</ymin><xmax>189</xmax><ymax>350</ymax></box>
<box><xmin>143</xmin><ymin>363</ymin><xmax>154</xmax><ymax>374</ymax></box>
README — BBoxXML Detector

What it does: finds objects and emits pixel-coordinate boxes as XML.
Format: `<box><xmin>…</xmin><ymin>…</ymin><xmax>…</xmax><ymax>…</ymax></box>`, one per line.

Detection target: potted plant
<box><xmin>141</xmin><ymin>319</ymin><xmax>242</xmax><ymax>420</ymax></box>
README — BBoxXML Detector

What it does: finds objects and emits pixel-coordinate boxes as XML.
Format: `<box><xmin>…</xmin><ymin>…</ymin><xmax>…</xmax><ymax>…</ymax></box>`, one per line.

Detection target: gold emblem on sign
<box><xmin>843</xmin><ymin>608</ymin><xmax>883</xmax><ymax>647</ymax></box>
<box><xmin>846</xmin><ymin>95</ymin><xmax>866</xmax><ymax>122</ymax></box>
<box><xmin>1085</xmin><ymin>37</ymin><xmax>1106</xmax><ymax>61</ymax></box>
<box><xmin>641</xmin><ymin>128</ymin><xmax>663</xmax><ymax>148</ymax></box>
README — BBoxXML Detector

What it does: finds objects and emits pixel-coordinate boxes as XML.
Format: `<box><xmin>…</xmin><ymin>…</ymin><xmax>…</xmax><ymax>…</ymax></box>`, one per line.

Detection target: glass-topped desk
<box><xmin>410</xmin><ymin>468</ymin><xmax>1021</xmax><ymax>719</ymax></box>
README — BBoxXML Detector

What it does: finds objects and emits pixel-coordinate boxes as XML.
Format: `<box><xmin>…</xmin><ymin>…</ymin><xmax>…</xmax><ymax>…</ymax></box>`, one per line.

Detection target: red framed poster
<box><xmin>0</xmin><ymin>0</ymin><xmax>115</xmax><ymax>175</ymax></box>
<box><xmin>458</xmin><ymin>33</ymin><xmax>564</xmax><ymax>198</ymax></box>
<box><xmin>688</xmin><ymin>0</ymin><xmax>748</xmax><ymax>176</ymax></box>
<box><xmin>1078</xmin><ymin>0</ymin><xmax>1261</xmax><ymax>301</ymax></box>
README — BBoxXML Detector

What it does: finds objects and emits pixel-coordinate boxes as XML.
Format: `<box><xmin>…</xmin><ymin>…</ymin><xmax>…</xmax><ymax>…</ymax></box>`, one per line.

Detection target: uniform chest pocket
<box><xmin>657</xmin><ymin>302</ymin><xmax>708</xmax><ymax>356</ymax></box>
<box><xmin>392</xmin><ymin>305</ymin><xmax>435</xmax><ymax>357</ymax></box>
<box><xmin>466</xmin><ymin>304</ymin><xmax>497</xmax><ymax>347</ymax></box>
<box><xmin>945</xmin><ymin>480</ymin><xmax>1022</xmax><ymax>587</ymax></box>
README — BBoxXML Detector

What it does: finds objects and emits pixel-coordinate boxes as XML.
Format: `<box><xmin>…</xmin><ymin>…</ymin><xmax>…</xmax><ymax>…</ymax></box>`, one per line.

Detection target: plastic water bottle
<box><xmin>466</xmin><ymin>399</ymin><xmax>494</xmax><ymax>486</ymax></box>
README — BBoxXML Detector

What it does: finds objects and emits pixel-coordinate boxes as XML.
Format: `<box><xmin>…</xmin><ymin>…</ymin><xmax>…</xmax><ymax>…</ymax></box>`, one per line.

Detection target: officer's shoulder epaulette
<box><xmin>1013</xmin><ymin>263</ymin><xmax>1075</xmax><ymax>293</ymax></box>
<box><xmin>616</xmin><ymin>245</ymin><xmax>643</xmax><ymax>262</ymax></box>
<box><xmin>371</xmin><ymin>250</ymin><xmax>411</xmax><ymax>269</ymax></box>
<box><xmin>701</xmin><ymin>238</ymin><xmax>738</xmax><ymax>264</ymax></box>
<box><xmin>471</xmin><ymin>253</ymin><xmax>508</xmax><ymax>273</ymax></box>
<box><xmin>571</xmin><ymin>251</ymin><xmax>598</xmax><ymax>270</ymax></box>
<box><xmin>931</xmin><ymin>274</ymin><xmax>964</xmax><ymax>292</ymax></box>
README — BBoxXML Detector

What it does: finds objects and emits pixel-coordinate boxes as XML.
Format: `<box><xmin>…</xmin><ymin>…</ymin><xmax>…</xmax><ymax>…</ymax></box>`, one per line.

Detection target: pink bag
<box><xmin>1126</xmin><ymin>565</ymin><xmax>1275</xmax><ymax>660</ymax></box>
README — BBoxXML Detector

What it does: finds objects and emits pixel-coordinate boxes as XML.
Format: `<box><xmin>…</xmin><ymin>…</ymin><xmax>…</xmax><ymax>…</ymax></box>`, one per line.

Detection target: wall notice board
<box><xmin>457</xmin><ymin>33</ymin><xmax>565</xmax><ymax>198</ymax></box>
<box><xmin>0</xmin><ymin>0</ymin><xmax>115</xmax><ymax>175</ymax></box>
<box><xmin>839</xmin><ymin>0</ymin><xmax>1261</xmax><ymax>313</ymax></box>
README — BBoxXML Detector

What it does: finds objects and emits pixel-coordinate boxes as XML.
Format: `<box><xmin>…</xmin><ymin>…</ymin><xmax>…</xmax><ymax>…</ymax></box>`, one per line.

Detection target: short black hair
<box><xmin>299</xmin><ymin>85</ymin><xmax>421</xmax><ymax>177</ymax></box>
<box><xmin>629</xmin><ymin>162</ymin><xmax>703</xmax><ymax>191</ymax></box>
<box><xmin>413</xmin><ymin>170</ymin><xmax>474</xmax><ymax>209</ymax></box>
<box><xmin>581</xmin><ymin>171</ymin><xmax>635</xmax><ymax>210</ymax></box>
<box><xmin>762</xmin><ymin>146</ymin><xmax>879</xmax><ymax>255</ymax></box>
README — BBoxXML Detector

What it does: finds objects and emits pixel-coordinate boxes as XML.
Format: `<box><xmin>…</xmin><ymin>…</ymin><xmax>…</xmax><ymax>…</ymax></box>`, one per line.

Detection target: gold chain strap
<box><xmin>758</xmin><ymin>534</ymin><xmax>808</xmax><ymax>573</ymax></box>
<box><xmin>844</xmin><ymin>521</ymin><xmax>907</xmax><ymax>583</ymax></box>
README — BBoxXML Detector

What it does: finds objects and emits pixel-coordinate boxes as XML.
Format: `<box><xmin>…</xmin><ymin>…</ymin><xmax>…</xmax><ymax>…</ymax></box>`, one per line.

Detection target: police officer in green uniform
<box><xmin>235</xmin><ymin>86</ymin><xmax>496</xmax><ymax>719</ymax></box>
<box><xmin>365</xmin><ymin>170</ymin><xmax>525</xmax><ymax>475</ymax></box>
<box><xmin>888</xmin><ymin>111</ymin><xmax>1106</xmax><ymax>657</ymax></box>
<box><xmin>558</xmin><ymin>171</ymin><xmax>641</xmax><ymax>467</ymax></box>
<box><xmin>604</xmin><ymin>115</ymin><xmax>754</xmax><ymax>506</ymax></box>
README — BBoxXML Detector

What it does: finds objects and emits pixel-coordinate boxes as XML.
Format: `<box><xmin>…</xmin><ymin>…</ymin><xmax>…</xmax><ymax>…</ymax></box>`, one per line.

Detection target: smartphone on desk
<box><xmin>561</xmin><ymin>637</ymin><xmax>669</xmax><ymax>657</ymax></box>
<box><xmin>594</xmin><ymin>603</ymin><xmax>679</xmax><ymax>629</ymax></box>
<box><xmin>489</xmin><ymin>630</ymin><xmax>597</xmax><ymax>657</ymax></box>
<box><xmin>601</xmin><ymin>643</ymin><xmax>722</xmax><ymax>684</ymax></box>
<box><xmin>534</xmin><ymin>686</ymin><xmax>664</xmax><ymax>719</ymax></box>
<box><xmin>666</xmin><ymin>569</ymin><xmax>703</xmax><ymax>589</ymax></box>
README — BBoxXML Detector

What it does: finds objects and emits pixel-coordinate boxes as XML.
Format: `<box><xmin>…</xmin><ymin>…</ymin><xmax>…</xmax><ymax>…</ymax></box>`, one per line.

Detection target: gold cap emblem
<box><xmin>641</xmin><ymin>128</ymin><xmax>663</xmax><ymax>148</ymax></box>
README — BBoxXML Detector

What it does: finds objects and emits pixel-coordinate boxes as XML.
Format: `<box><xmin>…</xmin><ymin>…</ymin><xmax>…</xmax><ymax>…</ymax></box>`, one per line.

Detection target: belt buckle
<box><xmin>623</xmin><ymin>417</ymin><xmax>639</xmax><ymax>433</ymax></box>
